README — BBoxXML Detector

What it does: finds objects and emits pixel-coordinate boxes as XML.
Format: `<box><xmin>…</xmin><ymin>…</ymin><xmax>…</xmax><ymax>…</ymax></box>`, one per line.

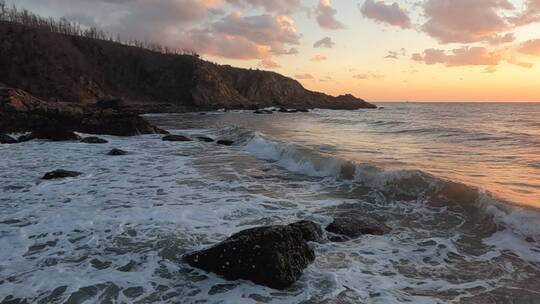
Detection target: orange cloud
<box><xmin>315</xmin><ymin>0</ymin><xmax>345</xmax><ymax>30</ymax></box>
<box><xmin>310</xmin><ymin>55</ymin><xmax>328</xmax><ymax>62</ymax></box>
<box><xmin>412</xmin><ymin>47</ymin><xmax>502</xmax><ymax>66</ymax></box>
<box><xmin>422</xmin><ymin>0</ymin><xmax>515</xmax><ymax>44</ymax></box>
<box><xmin>295</xmin><ymin>74</ymin><xmax>315</xmax><ymax>79</ymax></box>
<box><xmin>519</xmin><ymin>39</ymin><xmax>540</xmax><ymax>56</ymax></box>
<box><xmin>353</xmin><ymin>72</ymin><xmax>384</xmax><ymax>79</ymax></box>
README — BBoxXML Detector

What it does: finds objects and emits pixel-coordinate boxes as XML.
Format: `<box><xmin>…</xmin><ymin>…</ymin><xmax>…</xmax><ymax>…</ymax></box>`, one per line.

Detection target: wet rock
<box><xmin>184</xmin><ymin>221</ymin><xmax>320</xmax><ymax>290</ymax></box>
<box><xmin>326</xmin><ymin>215</ymin><xmax>391</xmax><ymax>242</ymax></box>
<box><xmin>254</xmin><ymin>109</ymin><xmax>273</xmax><ymax>114</ymax></box>
<box><xmin>525</xmin><ymin>236</ymin><xmax>535</xmax><ymax>243</ymax></box>
<box><xmin>162</xmin><ymin>135</ymin><xmax>192</xmax><ymax>142</ymax></box>
<box><xmin>23</xmin><ymin>127</ymin><xmax>80</xmax><ymax>142</ymax></box>
<box><xmin>0</xmin><ymin>134</ymin><xmax>17</xmax><ymax>144</ymax></box>
<box><xmin>197</xmin><ymin>136</ymin><xmax>214</xmax><ymax>142</ymax></box>
<box><xmin>216</xmin><ymin>140</ymin><xmax>234</xmax><ymax>146</ymax></box>
<box><xmin>95</xmin><ymin>97</ymin><xmax>124</xmax><ymax>110</ymax></box>
<box><xmin>42</xmin><ymin>169</ymin><xmax>82</xmax><ymax>180</ymax></box>
<box><xmin>80</xmin><ymin>136</ymin><xmax>108</xmax><ymax>144</ymax></box>
<box><xmin>107</xmin><ymin>148</ymin><xmax>128</xmax><ymax>156</ymax></box>
<box><xmin>289</xmin><ymin>220</ymin><xmax>323</xmax><ymax>243</ymax></box>
<box><xmin>296</xmin><ymin>108</ymin><xmax>309</xmax><ymax>113</ymax></box>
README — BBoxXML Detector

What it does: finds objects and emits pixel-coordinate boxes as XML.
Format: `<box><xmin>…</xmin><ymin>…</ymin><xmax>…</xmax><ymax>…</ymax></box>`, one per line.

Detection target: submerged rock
<box><xmin>81</xmin><ymin>136</ymin><xmax>108</xmax><ymax>144</ymax></box>
<box><xmin>197</xmin><ymin>136</ymin><xmax>214</xmax><ymax>142</ymax></box>
<box><xmin>325</xmin><ymin>215</ymin><xmax>391</xmax><ymax>242</ymax></box>
<box><xmin>163</xmin><ymin>134</ymin><xmax>192</xmax><ymax>142</ymax></box>
<box><xmin>42</xmin><ymin>169</ymin><xmax>82</xmax><ymax>180</ymax></box>
<box><xmin>216</xmin><ymin>140</ymin><xmax>234</xmax><ymax>146</ymax></box>
<box><xmin>184</xmin><ymin>221</ymin><xmax>321</xmax><ymax>290</ymax></box>
<box><xmin>107</xmin><ymin>148</ymin><xmax>128</xmax><ymax>156</ymax></box>
<box><xmin>0</xmin><ymin>134</ymin><xmax>17</xmax><ymax>144</ymax></box>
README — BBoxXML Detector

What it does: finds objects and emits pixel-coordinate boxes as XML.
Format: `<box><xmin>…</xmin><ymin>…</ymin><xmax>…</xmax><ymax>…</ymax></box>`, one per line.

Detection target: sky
<box><xmin>9</xmin><ymin>0</ymin><xmax>540</xmax><ymax>102</ymax></box>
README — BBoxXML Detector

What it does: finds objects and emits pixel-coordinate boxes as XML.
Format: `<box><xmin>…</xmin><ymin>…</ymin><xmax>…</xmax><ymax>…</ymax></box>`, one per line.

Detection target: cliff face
<box><xmin>0</xmin><ymin>22</ymin><xmax>375</xmax><ymax>110</ymax></box>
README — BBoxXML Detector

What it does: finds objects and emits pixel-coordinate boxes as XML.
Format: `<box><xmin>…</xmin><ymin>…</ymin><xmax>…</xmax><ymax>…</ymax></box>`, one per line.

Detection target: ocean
<box><xmin>1</xmin><ymin>102</ymin><xmax>539</xmax><ymax>303</ymax></box>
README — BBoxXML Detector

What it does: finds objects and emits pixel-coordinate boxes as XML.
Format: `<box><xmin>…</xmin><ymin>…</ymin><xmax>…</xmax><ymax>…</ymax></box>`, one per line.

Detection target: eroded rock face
<box><xmin>162</xmin><ymin>135</ymin><xmax>192</xmax><ymax>142</ymax></box>
<box><xmin>81</xmin><ymin>137</ymin><xmax>108</xmax><ymax>144</ymax></box>
<box><xmin>0</xmin><ymin>86</ymin><xmax>166</xmax><ymax>136</ymax></box>
<box><xmin>0</xmin><ymin>134</ymin><xmax>17</xmax><ymax>144</ymax></box>
<box><xmin>184</xmin><ymin>221</ymin><xmax>321</xmax><ymax>290</ymax></box>
<box><xmin>42</xmin><ymin>169</ymin><xmax>82</xmax><ymax>180</ymax></box>
<box><xmin>325</xmin><ymin>215</ymin><xmax>391</xmax><ymax>242</ymax></box>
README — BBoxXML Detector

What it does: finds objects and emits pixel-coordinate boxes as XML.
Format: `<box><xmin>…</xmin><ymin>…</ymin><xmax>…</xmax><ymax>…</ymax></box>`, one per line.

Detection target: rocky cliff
<box><xmin>0</xmin><ymin>21</ymin><xmax>375</xmax><ymax>110</ymax></box>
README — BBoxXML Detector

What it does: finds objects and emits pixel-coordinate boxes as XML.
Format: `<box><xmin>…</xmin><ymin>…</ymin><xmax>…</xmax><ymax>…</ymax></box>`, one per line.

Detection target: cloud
<box><xmin>422</xmin><ymin>0</ymin><xmax>515</xmax><ymax>44</ymax></box>
<box><xmin>412</xmin><ymin>47</ymin><xmax>502</xmax><ymax>66</ymax></box>
<box><xmin>225</xmin><ymin>0</ymin><xmax>303</xmax><ymax>14</ymax></box>
<box><xmin>315</xmin><ymin>0</ymin><xmax>345</xmax><ymax>30</ymax></box>
<box><xmin>259</xmin><ymin>59</ymin><xmax>281</xmax><ymax>69</ymax></box>
<box><xmin>483</xmin><ymin>66</ymin><xmax>497</xmax><ymax>73</ymax></box>
<box><xmin>211</xmin><ymin>12</ymin><xmax>301</xmax><ymax>55</ymax></box>
<box><xmin>412</xmin><ymin>46</ymin><xmax>533</xmax><ymax>68</ymax></box>
<box><xmin>314</xmin><ymin>37</ymin><xmax>335</xmax><ymax>48</ymax></box>
<box><xmin>360</xmin><ymin>0</ymin><xmax>411</xmax><ymax>29</ymax></box>
<box><xmin>353</xmin><ymin>72</ymin><xmax>384</xmax><ymax>79</ymax></box>
<box><xmin>485</xmin><ymin>33</ymin><xmax>516</xmax><ymax>45</ymax></box>
<box><xmin>509</xmin><ymin>0</ymin><xmax>540</xmax><ymax>26</ymax></box>
<box><xmin>310</xmin><ymin>55</ymin><xmax>327</xmax><ymax>62</ymax></box>
<box><xmin>295</xmin><ymin>74</ymin><xmax>315</xmax><ymax>79</ymax></box>
<box><xmin>385</xmin><ymin>48</ymin><xmax>406</xmax><ymax>59</ymax></box>
<box><xmin>519</xmin><ymin>39</ymin><xmax>540</xmax><ymax>56</ymax></box>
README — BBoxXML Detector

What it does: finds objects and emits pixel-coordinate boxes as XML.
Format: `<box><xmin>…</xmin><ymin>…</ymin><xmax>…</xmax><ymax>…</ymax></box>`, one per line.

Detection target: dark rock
<box><xmin>326</xmin><ymin>215</ymin><xmax>391</xmax><ymax>242</ymax></box>
<box><xmin>254</xmin><ymin>110</ymin><xmax>272</xmax><ymax>114</ymax></box>
<box><xmin>107</xmin><ymin>148</ymin><xmax>128</xmax><ymax>156</ymax></box>
<box><xmin>25</xmin><ymin>127</ymin><xmax>80</xmax><ymax>142</ymax></box>
<box><xmin>78</xmin><ymin>113</ymin><xmax>165</xmax><ymax>136</ymax></box>
<box><xmin>278</xmin><ymin>108</ymin><xmax>289</xmax><ymax>113</ymax></box>
<box><xmin>184</xmin><ymin>221</ymin><xmax>320</xmax><ymax>290</ymax></box>
<box><xmin>197</xmin><ymin>136</ymin><xmax>214</xmax><ymax>142</ymax></box>
<box><xmin>216</xmin><ymin>140</ymin><xmax>234</xmax><ymax>146</ymax></box>
<box><xmin>95</xmin><ymin>98</ymin><xmax>124</xmax><ymax>110</ymax></box>
<box><xmin>42</xmin><ymin>169</ymin><xmax>82</xmax><ymax>180</ymax></box>
<box><xmin>526</xmin><ymin>236</ymin><xmax>535</xmax><ymax>243</ymax></box>
<box><xmin>162</xmin><ymin>135</ymin><xmax>192</xmax><ymax>142</ymax></box>
<box><xmin>289</xmin><ymin>220</ymin><xmax>323</xmax><ymax>243</ymax></box>
<box><xmin>80</xmin><ymin>136</ymin><xmax>108</xmax><ymax>144</ymax></box>
<box><xmin>0</xmin><ymin>134</ymin><xmax>17</xmax><ymax>144</ymax></box>
<box><xmin>296</xmin><ymin>108</ymin><xmax>309</xmax><ymax>113</ymax></box>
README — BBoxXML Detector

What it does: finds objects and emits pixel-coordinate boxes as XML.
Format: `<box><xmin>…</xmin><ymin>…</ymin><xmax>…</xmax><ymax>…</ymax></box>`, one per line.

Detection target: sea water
<box><xmin>1</xmin><ymin>102</ymin><xmax>539</xmax><ymax>303</ymax></box>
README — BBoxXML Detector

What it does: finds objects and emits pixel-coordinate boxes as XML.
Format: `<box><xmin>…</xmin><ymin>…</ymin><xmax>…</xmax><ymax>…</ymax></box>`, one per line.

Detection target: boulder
<box><xmin>107</xmin><ymin>148</ymin><xmax>128</xmax><ymax>156</ymax></box>
<box><xmin>184</xmin><ymin>221</ymin><xmax>321</xmax><ymax>290</ymax></box>
<box><xmin>325</xmin><ymin>215</ymin><xmax>391</xmax><ymax>242</ymax></box>
<box><xmin>78</xmin><ymin>113</ymin><xmax>167</xmax><ymax>136</ymax></box>
<box><xmin>42</xmin><ymin>169</ymin><xmax>82</xmax><ymax>180</ymax></box>
<box><xmin>24</xmin><ymin>127</ymin><xmax>80</xmax><ymax>142</ymax></box>
<box><xmin>0</xmin><ymin>134</ymin><xmax>17</xmax><ymax>144</ymax></box>
<box><xmin>217</xmin><ymin>140</ymin><xmax>234</xmax><ymax>146</ymax></box>
<box><xmin>81</xmin><ymin>136</ymin><xmax>108</xmax><ymax>144</ymax></box>
<box><xmin>197</xmin><ymin>136</ymin><xmax>214</xmax><ymax>142</ymax></box>
<box><xmin>162</xmin><ymin>135</ymin><xmax>192</xmax><ymax>142</ymax></box>
<box><xmin>296</xmin><ymin>109</ymin><xmax>309</xmax><ymax>113</ymax></box>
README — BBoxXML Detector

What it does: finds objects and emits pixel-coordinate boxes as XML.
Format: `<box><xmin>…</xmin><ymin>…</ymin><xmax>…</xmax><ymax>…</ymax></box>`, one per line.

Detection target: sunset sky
<box><xmin>10</xmin><ymin>0</ymin><xmax>540</xmax><ymax>102</ymax></box>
